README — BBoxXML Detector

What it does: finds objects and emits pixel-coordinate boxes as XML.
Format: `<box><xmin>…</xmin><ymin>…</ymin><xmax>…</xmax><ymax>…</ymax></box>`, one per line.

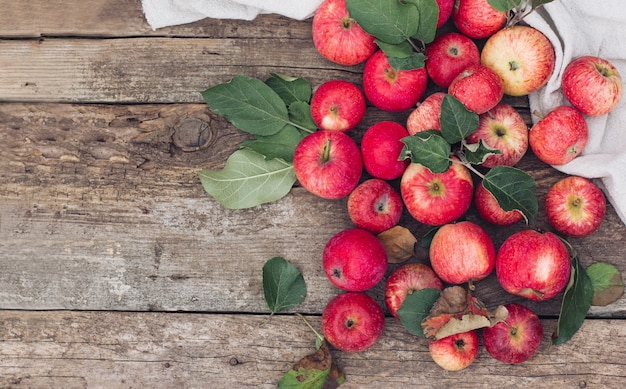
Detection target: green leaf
<box><xmin>198</xmin><ymin>149</ymin><xmax>296</xmax><ymax>209</ymax></box>
<box><xmin>397</xmin><ymin>288</ymin><xmax>441</xmax><ymax>337</ymax></box>
<box><xmin>487</xmin><ymin>0</ymin><xmax>521</xmax><ymax>11</ymax></box>
<box><xmin>482</xmin><ymin>166</ymin><xmax>538</xmax><ymax>224</ymax></box>
<box><xmin>262</xmin><ymin>257</ymin><xmax>307</xmax><ymax>315</ymax></box>
<box><xmin>278</xmin><ymin>367</ymin><xmax>330</xmax><ymax>389</ymax></box>
<box><xmin>265</xmin><ymin>73</ymin><xmax>312</xmax><ymax>106</ymax></box>
<box><xmin>463</xmin><ymin>139</ymin><xmax>501</xmax><ymax>165</ymax></box>
<box><xmin>346</xmin><ymin>0</ymin><xmax>419</xmax><ymax>45</ymax></box>
<box><xmin>532</xmin><ymin>0</ymin><xmax>555</xmax><ymax>8</ymax></box>
<box><xmin>440</xmin><ymin>94</ymin><xmax>480</xmax><ymax>144</ymax></box>
<box><xmin>240</xmin><ymin>125</ymin><xmax>307</xmax><ymax>162</ymax></box>
<box><xmin>405</xmin><ymin>0</ymin><xmax>439</xmax><ymax>44</ymax></box>
<box><xmin>420</xmin><ymin>226</ymin><xmax>441</xmax><ymax>248</ymax></box>
<box><xmin>553</xmin><ymin>256</ymin><xmax>594</xmax><ymax>345</ymax></box>
<box><xmin>388</xmin><ymin>52</ymin><xmax>427</xmax><ymax>71</ymax></box>
<box><xmin>288</xmin><ymin>101</ymin><xmax>317</xmax><ymax>132</ymax></box>
<box><xmin>376</xmin><ymin>39</ymin><xmax>414</xmax><ymax>59</ymax></box>
<box><xmin>586</xmin><ymin>262</ymin><xmax>624</xmax><ymax>306</ymax></box>
<box><xmin>201</xmin><ymin>75</ymin><xmax>289</xmax><ymax>136</ymax></box>
<box><xmin>400</xmin><ymin>131</ymin><xmax>452</xmax><ymax>173</ymax></box>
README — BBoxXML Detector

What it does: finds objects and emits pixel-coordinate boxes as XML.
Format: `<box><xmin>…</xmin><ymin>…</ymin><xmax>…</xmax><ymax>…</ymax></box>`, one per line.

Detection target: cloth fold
<box><xmin>524</xmin><ymin>1</ymin><xmax>626</xmax><ymax>225</ymax></box>
<box><xmin>141</xmin><ymin>0</ymin><xmax>324</xmax><ymax>29</ymax></box>
<box><xmin>141</xmin><ymin>0</ymin><xmax>626</xmax><ymax>226</ymax></box>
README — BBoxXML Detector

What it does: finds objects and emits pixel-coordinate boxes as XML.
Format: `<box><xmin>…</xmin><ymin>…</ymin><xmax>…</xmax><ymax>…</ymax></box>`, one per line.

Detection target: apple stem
<box><xmin>532</xmin><ymin>110</ymin><xmax>545</xmax><ymax>120</ymax></box>
<box><xmin>321</xmin><ymin>138</ymin><xmax>332</xmax><ymax>163</ymax></box>
<box><xmin>555</xmin><ymin>235</ymin><xmax>578</xmax><ymax>259</ymax></box>
<box><xmin>454</xmin><ymin>155</ymin><xmax>485</xmax><ymax>180</ymax></box>
<box><xmin>295</xmin><ymin>312</ymin><xmax>325</xmax><ymax>344</ymax></box>
<box><xmin>406</xmin><ymin>38</ymin><xmax>423</xmax><ymax>53</ymax></box>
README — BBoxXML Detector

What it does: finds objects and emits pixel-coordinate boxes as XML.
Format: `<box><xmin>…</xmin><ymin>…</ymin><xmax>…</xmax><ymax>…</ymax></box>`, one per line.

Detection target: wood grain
<box><xmin>1</xmin><ymin>311</ymin><xmax>625</xmax><ymax>389</ymax></box>
<box><xmin>1</xmin><ymin>103</ymin><xmax>624</xmax><ymax>317</ymax></box>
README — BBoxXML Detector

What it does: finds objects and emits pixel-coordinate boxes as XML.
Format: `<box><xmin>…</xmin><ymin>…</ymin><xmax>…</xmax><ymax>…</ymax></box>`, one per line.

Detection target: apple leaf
<box><xmin>552</xmin><ymin>255</ymin><xmax>594</xmax><ymax>345</ymax></box>
<box><xmin>345</xmin><ymin>0</ymin><xmax>419</xmax><ymax>45</ymax></box>
<box><xmin>376</xmin><ymin>226</ymin><xmax>417</xmax><ymax>263</ymax></box>
<box><xmin>404</xmin><ymin>0</ymin><xmax>439</xmax><ymax>44</ymax></box>
<box><xmin>482</xmin><ymin>166</ymin><xmax>538</xmax><ymax>224</ymax></box>
<box><xmin>288</xmin><ymin>101</ymin><xmax>317</xmax><ymax>132</ymax></box>
<box><xmin>420</xmin><ymin>227</ymin><xmax>440</xmax><ymax>248</ymax></box>
<box><xmin>263</xmin><ymin>257</ymin><xmax>307</xmax><ymax>315</ymax></box>
<box><xmin>440</xmin><ymin>94</ymin><xmax>480</xmax><ymax>145</ymax></box>
<box><xmin>198</xmin><ymin>149</ymin><xmax>296</xmax><ymax>209</ymax></box>
<box><xmin>487</xmin><ymin>0</ymin><xmax>522</xmax><ymax>11</ymax></box>
<box><xmin>388</xmin><ymin>52</ymin><xmax>427</xmax><ymax>71</ymax></box>
<box><xmin>397</xmin><ymin>288</ymin><xmax>441</xmax><ymax>338</ymax></box>
<box><xmin>278</xmin><ymin>341</ymin><xmax>345</xmax><ymax>389</ymax></box>
<box><xmin>201</xmin><ymin>75</ymin><xmax>290</xmax><ymax>136</ymax></box>
<box><xmin>586</xmin><ymin>262</ymin><xmax>624</xmax><ymax>306</ymax></box>
<box><xmin>376</xmin><ymin>39</ymin><xmax>414</xmax><ymax>58</ymax></box>
<box><xmin>463</xmin><ymin>139</ymin><xmax>501</xmax><ymax>165</ymax></box>
<box><xmin>431</xmin><ymin>306</ymin><xmax>508</xmax><ymax>341</ymax></box>
<box><xmin>240</xmin><ymin>124</ymin><xmax>307</xmax><ymax>162</ymax></box>
<box><xmin>265</xmin><ymin>73</ymin><xmax>312</xmax><ymax>106</ymax></box>
<box><xmin>400</xmin><ymin>131</ymin><xmax>452</xmax><ymax>173</ymax></box>
<box><xmin>532</xmin><ymin>0</ymin><xmax>555</xmax><ymax>8</ymax></box>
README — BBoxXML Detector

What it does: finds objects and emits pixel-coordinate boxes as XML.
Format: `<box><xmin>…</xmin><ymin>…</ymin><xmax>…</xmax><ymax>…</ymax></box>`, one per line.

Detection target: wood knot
<box><xmin>172</xmin><ymin>117</ymin><xmax>212</xmax><ymax>152</ymax></box>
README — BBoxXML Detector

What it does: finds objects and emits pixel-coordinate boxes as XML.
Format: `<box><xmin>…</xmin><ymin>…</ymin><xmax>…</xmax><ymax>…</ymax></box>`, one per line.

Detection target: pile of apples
<box><xmin>298</xmin><ymin>0</ymin><xmax>623</xmax><ymax>371</ymax></box>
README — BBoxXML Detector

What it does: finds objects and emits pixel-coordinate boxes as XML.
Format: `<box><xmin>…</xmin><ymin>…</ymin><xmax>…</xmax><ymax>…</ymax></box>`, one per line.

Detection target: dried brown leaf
<box><xmin>377</xmin><ymin>226</ymin><xmax>417</xmax><ymax>263</ymax></box>
<box><xmin>422</xmin><ymin>286</ymin><xmax>508</xmax><ymax>340</ymax></box>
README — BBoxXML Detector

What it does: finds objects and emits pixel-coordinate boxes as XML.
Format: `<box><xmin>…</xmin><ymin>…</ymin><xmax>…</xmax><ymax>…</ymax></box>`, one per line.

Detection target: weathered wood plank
<box><xmin>0</xmin><ymin>34</ymin><xmax>530</xmax><ymax>106</ymax></box>
<box><xmin>0</xmin><ymin>0</ymin><xmax>315</xmax><ymax>39</ymax></box>
<box><xmin>1</xmin><ymin>311</ymin><xmax>625</xmax><ymax>388</ymax></box>
<box><xmin>0</xmin><ymin>36</ymin><xmax>356</xmax><ymax>103</ymax></box>
<box><xmin>1</xmin><ymin>103</ymin><xmax>625</xmax><ymax>317</ymax></box>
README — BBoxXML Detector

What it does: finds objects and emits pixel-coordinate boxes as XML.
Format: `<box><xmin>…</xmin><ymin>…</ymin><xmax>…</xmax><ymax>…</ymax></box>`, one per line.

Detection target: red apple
<box><xmin>529</xmin><ymin>106</ymin><xmax>588</xmax><ymax>166</ymax></box>
<box><xmin>545</xmin><ymin>176</ymin><xmax>607</xmax><ymax>238</ymax></box>
<box><xmin>452</xmin><ymin>0</ymin><xmax>507</xmax><ymax>39</ymax></box>
<box><xmin>436</xmin><ymin>0</ymin><xmax>455</xmax><ymax>28</ymax></box>
<box><xmin>347</xmin><ymin>179</ymin><xmax>404</xmax><ymax>234</ymax></box>
<box><xmin>406</xmin><ymin>92</ymin><xmax>445</xmax><ymax>135</ymax></box>
<box><xmin>322</xmin><ymin>292</ymin><xmax>385</xmax><ymax>353</ymax></box>
<box><xmin>293</xmin><ymin>130</ymin><xmax>363</xmax><ymax>199</ymax></box>
<box><xmin>310</xmin><ymin>80</ymin><xmax>366</xmax><ymax>132</ymax></box>
<box><xmin>312</xmin><ymin>0</ymin><xmax>377</xmax><ymax>66</ymax></box>
<box><xmin>363</xmin><ymin>50</ymin><xmax>428</xmax><ymax>112</ymax></box>
<box><xmin>483</xmin><ymin>303</ymin><xmax>543</xmax><ymax>364</ymax></box>
<box><xmin>361</xmin><ymin>121</ymin><xmax>411</xmax><ymax>180</ymax></box>
<box><xmin>481</xmin><ymin>25</ymin><xmax>556</xmax><ymax>97</ymax></box>
<box><xmin>474</xmin><ymin>180</ymin><xmax>524</xmax><ymax>226</ymax></box>
<box><xmin>429</xmin><ymin>221</ymin><xmax>496</xmax><ymax>285</ymax></box>
<box><xmin>323</xmin><ymin>228</ymin><xmax>388</xmax><ymax>292</ymax></box>
<box><xmin>429</xmin><ymin>330</ymin><xmax>479</xmax><ymax>371</ymax></box>
<box><xmin>448</xmin><ymin>64</ymin><xmax>504</xmax><ymax>114</ymax></box>
<box><xmin>465</xmin><ymin>103</ymin><xmax>529</xmax><ymax>168</ymax></box>
<box><xmin>562</xmin><ymin>55</ymin><xmax>624</xmax><ymax>116</ymax></box>
<box><xmin>496</xmin><ymin>229</ymin><xmax>572</xmax><ymax>301</ymax></box>
<box><xmin>400</xmin><ymin>158</ymin><xmax>474</xmax><ymax>226</ymax></box>
<box><xmin>425</xmin><ymin>32</ymin><xmax>481</xmax><ymax>88</ymax></box>
<box><xmin>385</xmin><ymin>263</ymin><xmax>443</xmax><ymax>319</ymax></box>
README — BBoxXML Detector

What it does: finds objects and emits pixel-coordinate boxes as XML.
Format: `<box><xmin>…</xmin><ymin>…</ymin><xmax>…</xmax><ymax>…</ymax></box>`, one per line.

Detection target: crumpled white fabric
<box><xmin>141</xmin><ymin>0</ymin><xmax>324</xmax><ymax>29</ymax></box>
<box><xmin>524</xmin><ymin>0</ymin><xmax>626</xmax><ymax>225</ymax></box>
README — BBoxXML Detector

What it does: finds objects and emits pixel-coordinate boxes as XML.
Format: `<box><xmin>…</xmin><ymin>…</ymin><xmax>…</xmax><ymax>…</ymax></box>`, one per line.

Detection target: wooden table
<box><xmin>1</xmin><ymin>1</ymin><xmax>625</xmax><ymax>387</ymax></box>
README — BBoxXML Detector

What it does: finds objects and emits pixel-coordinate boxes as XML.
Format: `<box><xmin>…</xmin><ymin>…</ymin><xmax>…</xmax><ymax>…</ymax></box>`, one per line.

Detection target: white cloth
<box><xmin>525</xmin><ymin>1</ymin><xmax>626</xmax><ymax>225</ymax></box>
<box><xmin>142</xmin><ymin>0</ymin><xmax>324</xmax><ymax>29</ymax></box>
